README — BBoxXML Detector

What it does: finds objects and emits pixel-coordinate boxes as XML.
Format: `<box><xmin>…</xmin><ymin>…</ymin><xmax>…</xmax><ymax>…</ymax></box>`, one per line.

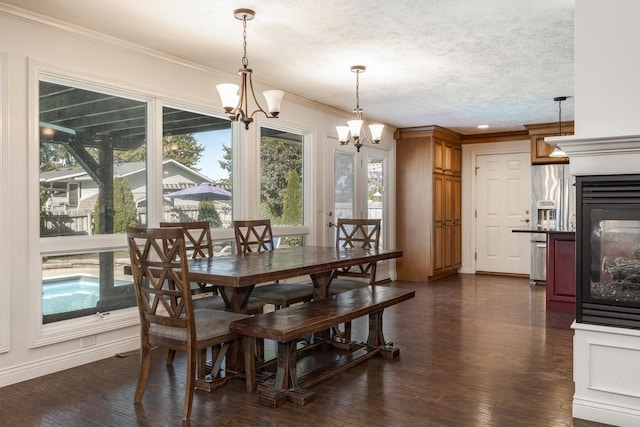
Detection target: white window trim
<box><xmin>29</xmin><ymin>62</ymin><xmax>154</xmax><ymax>348</ymax></box>
<box><xmin>0</xmin><ymin>52</ymin><xmax>9</xmax><ymax>353</ymax></box>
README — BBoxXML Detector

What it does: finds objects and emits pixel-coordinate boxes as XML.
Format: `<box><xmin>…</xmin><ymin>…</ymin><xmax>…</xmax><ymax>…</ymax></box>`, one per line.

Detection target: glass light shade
<box><xmin>368</xmin><ymin>124</ymin><xmax>384</xmax><ymax>142</ymax></box>
<box><xmin>336</xmin><ymin>126</ymin><xmax>351</xmax><ymax>142</ymax></box>
<box><xmin>347</xmin><ymin>119</ymin><xmax>363</xmax><ymax>138</ymax></box>
<box><xmin>549</xmin><ymin>146</ymin><xmax>567</xmax><ymax>157</ymax></box>
<box><xmin>216</xmin><ymin>83</ymin><xmax>240</xmax><ymax>111</ymax></box>
<box><xmin>263</xmin><ymin>90</ymin><xmax>284</xmax><ymax>115</ymax></box>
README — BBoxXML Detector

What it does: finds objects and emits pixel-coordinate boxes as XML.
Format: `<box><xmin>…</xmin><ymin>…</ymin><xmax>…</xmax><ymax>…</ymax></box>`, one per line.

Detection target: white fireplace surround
<box><xmin>547</xmin><ymin>133</ymin><xmax>640</xmax><ymax>426</ymax></box>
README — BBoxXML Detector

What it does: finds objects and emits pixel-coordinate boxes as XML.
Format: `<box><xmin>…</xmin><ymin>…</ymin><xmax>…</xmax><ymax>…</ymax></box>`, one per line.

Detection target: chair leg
<box><xmin>166</xmin><ymin>349</ymin><xmax>176</xmax><ymax>366</ymax></box>
<box><xmin>182</xmin><ymin>348</ymin><xmax>196</xmax><ymax>421</ymax></box>
<box><xmin>134</xmin><ymin>343</ymin><xmax>152</xmax><ymax>404</ymax></box>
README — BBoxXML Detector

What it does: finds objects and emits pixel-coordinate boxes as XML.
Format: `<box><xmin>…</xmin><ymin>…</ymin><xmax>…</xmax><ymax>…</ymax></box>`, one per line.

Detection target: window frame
<box><xmin>30</xmin><ymin>64</ymin><xmax>155</xmax><ymax>347</ymax></box>
<box><xmin>0</xmin><ymin>52</ymin><xmax>8</xmax><ymax>353</ymax></box>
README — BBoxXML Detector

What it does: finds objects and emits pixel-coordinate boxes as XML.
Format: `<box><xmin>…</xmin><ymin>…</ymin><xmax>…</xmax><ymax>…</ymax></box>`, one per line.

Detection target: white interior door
<box><xmin>475</xmin><ymin>152</ymin><xmax>531</xmax><ymax>274</ymax></box>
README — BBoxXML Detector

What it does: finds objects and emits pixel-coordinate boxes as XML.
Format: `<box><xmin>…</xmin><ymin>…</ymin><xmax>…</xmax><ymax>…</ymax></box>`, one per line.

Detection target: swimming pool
<box><xmin>42</xmin><ymin>275</ymin><xmax>132</xmax><ymax>315</ymax></box>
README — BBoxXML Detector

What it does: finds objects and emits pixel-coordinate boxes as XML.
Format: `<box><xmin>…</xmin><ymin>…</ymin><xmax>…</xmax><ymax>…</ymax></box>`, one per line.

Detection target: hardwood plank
<box><xmin>0</xmin><ymin>275</ymin><xmax>613</xmax><ymax>426</ymax></box>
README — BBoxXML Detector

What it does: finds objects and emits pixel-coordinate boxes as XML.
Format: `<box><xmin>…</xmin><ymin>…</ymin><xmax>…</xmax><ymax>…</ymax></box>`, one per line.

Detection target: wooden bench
<box><xmin>229</xmin><ymin>286</ymin><xmax>415</xmax><ymax>407</ymax></box>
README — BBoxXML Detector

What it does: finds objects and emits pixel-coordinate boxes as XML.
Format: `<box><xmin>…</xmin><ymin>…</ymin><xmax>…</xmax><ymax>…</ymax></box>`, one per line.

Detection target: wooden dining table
<box><xmin>187</xmin><ymin>245</ymin><xmax>403</xmax><ymax>313</ymax></box>
<box><xmin>186</xmin><ymin>245</ymin><xmax>403</xmax><ymax>378</ymax></box>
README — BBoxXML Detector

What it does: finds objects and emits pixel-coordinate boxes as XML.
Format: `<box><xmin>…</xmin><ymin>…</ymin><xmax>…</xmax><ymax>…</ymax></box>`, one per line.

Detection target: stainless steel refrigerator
<box><xmin>529</xmin><ymin>164</ymin><xmax>574</xmax><ymax>283</ymax></box>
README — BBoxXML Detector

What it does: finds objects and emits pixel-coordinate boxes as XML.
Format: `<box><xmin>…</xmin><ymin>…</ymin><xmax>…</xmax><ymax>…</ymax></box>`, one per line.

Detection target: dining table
<box><xmin>186</xmin><ymin>245</ymin><xmax>403</xmax><ymax>376</ymax></box>
<box><xmin>187</xmin><ymin>245</ymin><xmax>403</xmax><ymax>313</ymax></box>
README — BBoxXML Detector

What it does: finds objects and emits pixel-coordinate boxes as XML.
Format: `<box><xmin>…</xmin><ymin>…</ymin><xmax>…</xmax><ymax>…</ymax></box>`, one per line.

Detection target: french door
<box><xmin>327</xmin><ymin>144</ymin><xmax>390</xmax><ymax>278</ymax></box>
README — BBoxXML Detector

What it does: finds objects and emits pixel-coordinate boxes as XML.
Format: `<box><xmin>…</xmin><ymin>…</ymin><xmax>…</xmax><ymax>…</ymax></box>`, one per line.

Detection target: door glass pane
<box><xmin>260</xmin><ymin>127</ymin><xmax>304</xmax><ymax>247</ymax></box>
<box><xmin>160</xmin><ymin>107</ymin><xmax>232</xmax><ymax>228</ymax></box>
<box><xmin>334</xmin><ymin>151</ymin><xmax>355</xmax><ymax>219</ymax></box>
<box><xmin>368</xmin><ymin>157</ymin><xmax>384</xmax><ymax>248</ymax></box>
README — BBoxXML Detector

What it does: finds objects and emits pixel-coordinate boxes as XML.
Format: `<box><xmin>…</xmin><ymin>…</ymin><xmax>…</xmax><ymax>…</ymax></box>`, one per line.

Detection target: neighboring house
<box><xmin>40</xmin><ymin>159</ymin><xmax>229</xmax><ymax>233</ymax></box>
<box><xmin>40</xmin><ymin>159</ymin><xmax>220</xmax><ymax>212</ymax></box>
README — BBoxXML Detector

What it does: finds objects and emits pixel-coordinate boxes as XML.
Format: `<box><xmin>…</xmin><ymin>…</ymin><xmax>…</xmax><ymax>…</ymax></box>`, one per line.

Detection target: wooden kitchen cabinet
<box><xmin>394</xmin><ymin>126</ymin><xmax>462</xmax><ymax>281</ymax></box>
<box><xmin>525</xmin><ymin>122</ymin><xmax>574</xmax><ymax>165</ymax></box>
<box><xmin>546</xmin><ymin>232</ymin><xmax>576</xmax><ymax>313</ymax></box>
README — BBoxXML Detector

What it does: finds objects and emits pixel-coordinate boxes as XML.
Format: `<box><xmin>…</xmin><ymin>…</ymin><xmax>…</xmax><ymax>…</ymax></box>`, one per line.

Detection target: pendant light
<box><xmin>216</xmin><ymin>8</ymin><xmax>284</xmax><ymax>130</ymax></box>
<box><xmin>336</xmin><ymin>65</ymin><xmax>384</xmax><ymax>152</ymax></box>
<box><xmin>549</xmin><ymin>96</ymin><xmax>568</xmax><ymax>158</ymax></box>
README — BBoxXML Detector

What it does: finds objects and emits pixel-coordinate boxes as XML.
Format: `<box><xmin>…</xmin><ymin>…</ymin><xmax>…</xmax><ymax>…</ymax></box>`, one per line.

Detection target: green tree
<box><xmin>260</xmin><ymin>137</ymin><xmax>302</xmax><ymax>219</ymax></box>
<box><xmin>280</xmin><ymin>169</ymin><xmax>303</xmax><ymax>247</ymax></box>
<box><xmin>118</xmin><ymin>134</ymin><xmax>204</xmax><ymax>169</ymax></box>
<box><xmin>282</xmin><ymin>169</ymin><xmax>302</xmax><ymax>225</ymax></box>
<box><xmin>92</xmin><ymin>177</ymin><xmax>137</xmax><ymax>234</ymax></box>
<box><xmin>198</xmin><ymin>200</ymin><xmax>221</xmax><ymax>227</ymax></box>
<box><xmin>217</xmin><ymin>143</ymin><xmax>232</xmax><ymax>188</ymax></box>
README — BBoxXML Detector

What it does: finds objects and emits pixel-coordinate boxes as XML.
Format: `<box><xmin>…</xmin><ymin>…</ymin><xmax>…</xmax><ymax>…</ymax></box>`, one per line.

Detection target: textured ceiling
<box><xmin>1</xmin><ymin>0</ymin><xmax>575</xmax><ymax>135</ymax></box>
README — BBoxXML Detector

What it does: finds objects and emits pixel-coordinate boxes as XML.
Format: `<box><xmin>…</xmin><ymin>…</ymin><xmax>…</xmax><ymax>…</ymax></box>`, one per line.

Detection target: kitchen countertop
<box><xmin>511</xmin><ymin>228</ymin><xmax>575</xmax><ymax>234</ymax></box>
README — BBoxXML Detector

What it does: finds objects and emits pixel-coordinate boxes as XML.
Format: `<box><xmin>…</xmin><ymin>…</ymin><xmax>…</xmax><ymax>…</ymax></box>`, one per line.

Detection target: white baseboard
<box><xmin>574</xmin><ymin>397</ymin><xmax>640</xmax><ymax>427</ymax></box>
<box><xmin>0</xmin><ymin>337</ymin><xmax>139</xmax><ymax>388</ymax></box>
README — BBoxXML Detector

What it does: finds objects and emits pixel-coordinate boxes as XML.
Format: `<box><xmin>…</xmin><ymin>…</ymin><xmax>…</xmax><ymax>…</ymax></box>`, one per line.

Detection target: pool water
<box><xmin>42</xmin><ymin>275</ymin><xmax>132</xmax><ymax>315</ymax></box>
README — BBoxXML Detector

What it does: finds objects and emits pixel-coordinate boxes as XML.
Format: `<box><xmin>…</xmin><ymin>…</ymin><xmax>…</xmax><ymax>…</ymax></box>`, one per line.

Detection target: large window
<box><xmin>160</xmin><ymin>106</ymin><xmax>232</xmax><ymax>231</ymax></box>
<box><xmin>260</xmin><ymin>127</ymin><xmax>304</xmax><ymax>246</ymax></box>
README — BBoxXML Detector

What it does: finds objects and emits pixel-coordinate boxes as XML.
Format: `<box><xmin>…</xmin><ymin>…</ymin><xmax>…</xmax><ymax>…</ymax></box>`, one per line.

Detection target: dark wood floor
<box><xmin>0</xmin><ymin>274</ymin><xmax>614</xmax><ymax>426</ymax></box>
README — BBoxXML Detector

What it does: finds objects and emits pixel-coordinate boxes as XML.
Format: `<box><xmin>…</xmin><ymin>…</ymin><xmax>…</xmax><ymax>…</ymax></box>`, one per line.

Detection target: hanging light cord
<box><xmin>241</xmin><ymin>14</ymin><xmax>249</xmax><ymax>68</ymax></box>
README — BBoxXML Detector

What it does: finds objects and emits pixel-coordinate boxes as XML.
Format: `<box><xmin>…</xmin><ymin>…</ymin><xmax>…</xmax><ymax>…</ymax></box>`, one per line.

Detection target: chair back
<box><xmin>334</xmin><ymin>218</ymin><xmax>382</xmax><ymax>284</ymax></box>
<box><xmin>335</xmin><ymin>218</ymin><xmax>381</xmax><ymax>251</ymax></box>
<box><xmin>159</xmin><ymin>221</ymin><xmax>213</xmax><ymax>259</ymax></box>
<box><xmin>127</xmin><ymin>227</ymin><xmax>195</xmax><ymax>340</ymax></box>
<box><xmin>233</xmin><ymin>219</ymin><xmax>275</xmax><ymax>254</ymax></box>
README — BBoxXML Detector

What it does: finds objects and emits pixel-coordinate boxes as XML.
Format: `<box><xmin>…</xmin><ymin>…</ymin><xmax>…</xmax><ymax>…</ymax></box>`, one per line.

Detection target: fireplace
<box><xmin>577</xmin><ymin>174</ymin><xmax>640</xmax><ymax>328</ymax></box>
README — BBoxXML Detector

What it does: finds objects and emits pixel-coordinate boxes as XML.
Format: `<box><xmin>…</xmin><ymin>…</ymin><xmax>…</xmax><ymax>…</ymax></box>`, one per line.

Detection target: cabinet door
<box><xmin>433</xmin><ymin>225</ymin><xmax>443</xmax><ymax>274</ymax></box>
<box><xmin>443</xmin><ymin>176</ymin><xmax>453</xmax><ymax>222</ymax></box>
<box><xmin>453</xmin><ymin>223</ymin><xmax>462</xmax><ymax>267</ymax></box>
<box><xmin>451</xmin><ymin>145</ymin><xmax>462</xmax><ymax>175</ymax></box>
<box><xmin>444</xmin><ymin>224</ymin><xmax>453</xmax><ymax>269</ymax></box>
<box><xmin>433</xmin><ymin>139</ymin><xmax>444</xmax><ymax>173</ymax></box>
<box><xmin>433</xmin><ymin>174</ymin><xmax>443</xmax><ymax>223</ymax></box>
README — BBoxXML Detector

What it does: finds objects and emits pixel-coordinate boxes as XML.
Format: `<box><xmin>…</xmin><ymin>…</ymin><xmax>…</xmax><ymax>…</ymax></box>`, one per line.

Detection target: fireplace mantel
<box><xmin>546</xmin><ymin>134</ymin><xmax>640</xmax><ymax>176</ymax></box>
<box><xmin>560</xmin><ymin>132</ymin><xmax>640</xmax><ymax>425</ymax></box>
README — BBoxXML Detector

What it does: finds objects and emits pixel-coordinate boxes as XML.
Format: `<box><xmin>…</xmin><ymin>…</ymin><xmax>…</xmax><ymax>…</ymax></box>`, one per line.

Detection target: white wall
<box><xmin>0</xmin><ymin>7</ymin><xmax>396</xmax><ymax>386</ymax></box>
<box><xmin>574</xmin><ymin>0</ymin><xmax>640</xmax><ymax>137</ymax></box>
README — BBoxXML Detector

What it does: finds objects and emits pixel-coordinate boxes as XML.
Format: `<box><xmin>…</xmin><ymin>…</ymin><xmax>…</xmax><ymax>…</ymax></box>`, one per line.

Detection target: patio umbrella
<box><xmin>166</xmin><ymin>183</ymin><xmax>232</xmax><ymax>201</ymax></box>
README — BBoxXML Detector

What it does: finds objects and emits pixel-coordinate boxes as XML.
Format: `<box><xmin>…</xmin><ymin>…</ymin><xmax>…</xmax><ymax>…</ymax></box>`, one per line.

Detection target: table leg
<box><xmin>258</xmin><ymin>340</ymin><xmax>315</xmax><ymax>408</ymax></box>
<box><xmin>217</xmin><ymin>286</ymin><xmax>255</xmax><ymax>372</ymax></box>
<box><xmin>309</xmin><ymin>271</ymin><xmax>333</xmax><ymax>300</ymax></box>
<box><xmin>367</xmin><ymin>310</ymin><xmax>400</xmax><ymax>359</ymax></box>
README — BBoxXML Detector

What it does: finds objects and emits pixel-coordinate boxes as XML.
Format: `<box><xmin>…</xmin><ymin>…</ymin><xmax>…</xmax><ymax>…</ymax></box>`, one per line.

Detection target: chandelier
<box><xmin>336</xmin><ymin>65</ymin><xmax>384</xmax><ymax>152</ymax></box>
<box><xmin>216</xmin><ymin>8</ymin><xmax>284</xmax><ymax>130</ymax></box>
<box><xmin>549</xmin><ymin>96</ymin><xmax>568</xmax><ymax>158</ymax></box>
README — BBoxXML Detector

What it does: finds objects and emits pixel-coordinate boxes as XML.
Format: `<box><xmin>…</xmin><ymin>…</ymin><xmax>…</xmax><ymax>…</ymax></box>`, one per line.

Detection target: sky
<box><xmin>194</xmin><ymin>128</ymin><xmax>231</xmax><ymax>181</ymax></box>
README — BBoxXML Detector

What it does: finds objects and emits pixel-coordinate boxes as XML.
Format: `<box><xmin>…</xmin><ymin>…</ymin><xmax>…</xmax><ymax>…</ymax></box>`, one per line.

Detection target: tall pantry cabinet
<box><xmin>394</xmin><ymin>126</ymin><xmax>462</xmax><ymax>281</ymax></box>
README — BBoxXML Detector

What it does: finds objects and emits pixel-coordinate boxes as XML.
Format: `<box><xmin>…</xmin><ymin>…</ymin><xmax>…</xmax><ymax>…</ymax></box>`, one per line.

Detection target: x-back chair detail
<box><xmin>232</xmin><ymin>219</ymin><xmax>315</xmax><ymax>310</ymax></box>
<box><xmin>127</xmin><ymin>226</ymin><xmax>253</xmax><ymax>421</ymax></box>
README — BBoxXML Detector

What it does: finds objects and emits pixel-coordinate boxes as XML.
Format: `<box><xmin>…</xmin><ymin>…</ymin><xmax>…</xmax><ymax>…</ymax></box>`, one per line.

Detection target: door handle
<box><xmin>520</xmin><ymin>218</ymin><xmax>530</xmax><ymax>223</ymax></box>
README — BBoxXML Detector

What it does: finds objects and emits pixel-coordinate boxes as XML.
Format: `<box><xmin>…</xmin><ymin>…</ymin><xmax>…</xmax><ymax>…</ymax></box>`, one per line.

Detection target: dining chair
<box><xmin>330</xmin><ymin>218</ymin><xmax>382</xmax><ymax>293</ymax></box>
<box><xmin>160</xmin><ymin>221</ymin><xmax>266</xmax><ymax>361</ymax></box>
<box><xmin>233</xmin><ymin>219</ymin><xmax>315</xmax><ymax>309</ymax></box>
<box><xmin>159</xmin><ymin>221</ymin><xmax>265</xmax><ymax>313</ymax></box>
<box><xmin>330</xmin><ymin>218</ymin><xmax>382</xmax><ymax>342</ymax></box>
<box><xmin>126</xmin><ymin>226</ymin><xmax>253</xmax><ymax>421</ymax></box>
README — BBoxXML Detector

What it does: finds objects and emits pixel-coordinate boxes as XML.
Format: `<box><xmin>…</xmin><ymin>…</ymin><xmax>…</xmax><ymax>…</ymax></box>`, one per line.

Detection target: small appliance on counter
<box><xmin>529</xmin><ymin>164</ymin><xmax>574</xmax><ymax>284</ymax></box>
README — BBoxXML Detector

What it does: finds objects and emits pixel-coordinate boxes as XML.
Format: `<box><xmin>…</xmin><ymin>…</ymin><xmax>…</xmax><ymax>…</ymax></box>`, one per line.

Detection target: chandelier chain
<box><xmin>241</xmin><ymin>14</ymin><xmax>249</xmax><ymax>67</ymax></box>
<box><xmin>355</xmin><ymin>70</ymin><xmax>360</xmax><ymax>110</ymax></box>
